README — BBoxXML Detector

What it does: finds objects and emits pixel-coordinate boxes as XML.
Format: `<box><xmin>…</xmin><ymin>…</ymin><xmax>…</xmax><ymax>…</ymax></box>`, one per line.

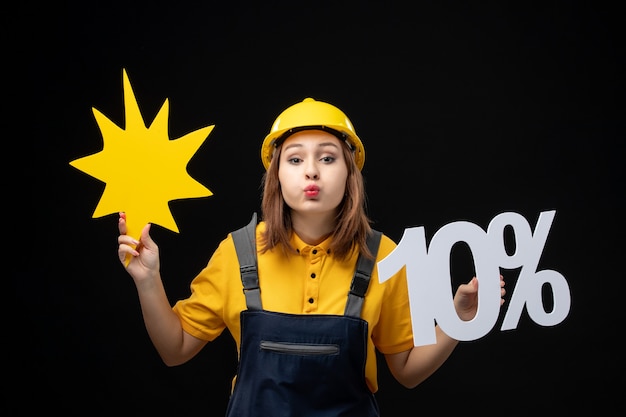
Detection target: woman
<box><xmin>118</xmin><ymin>98</ymin><xmax>506</xmax><ymax>416</ymax></box>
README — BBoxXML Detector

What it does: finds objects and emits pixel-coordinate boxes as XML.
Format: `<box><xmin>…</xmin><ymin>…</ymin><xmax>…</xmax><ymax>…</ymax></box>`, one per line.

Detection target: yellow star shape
<box><xmin>70</xmin><ymin>69</ymin><xmax>214</xmax><ymax>240</ymax></box>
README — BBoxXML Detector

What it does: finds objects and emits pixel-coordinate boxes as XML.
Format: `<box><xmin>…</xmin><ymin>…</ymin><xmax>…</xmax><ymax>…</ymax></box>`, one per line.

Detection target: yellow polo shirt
<box><xmin>172</xmin><ymin>221</ymin><xmax>414</xmax><ymax>393</ymax></box>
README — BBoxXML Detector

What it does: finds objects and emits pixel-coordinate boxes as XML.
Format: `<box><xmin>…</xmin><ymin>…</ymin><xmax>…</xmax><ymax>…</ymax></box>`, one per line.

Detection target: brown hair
<box><xmin>259</xmin><ymin>140</ymin><xmax>374</xmax><ymax>260</ymax></box>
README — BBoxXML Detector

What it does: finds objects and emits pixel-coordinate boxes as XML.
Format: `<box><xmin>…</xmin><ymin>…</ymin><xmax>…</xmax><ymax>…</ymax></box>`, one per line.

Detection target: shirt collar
<box><xmin>290</xmin><ymin>232</ymin><xmax>332</xmax><ymax>256</ymax></box>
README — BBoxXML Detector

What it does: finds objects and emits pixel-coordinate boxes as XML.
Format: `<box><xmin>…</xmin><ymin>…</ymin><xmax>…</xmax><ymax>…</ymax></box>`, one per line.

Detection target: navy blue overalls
<box><xmin>225</xmin><ymin>213</ymin><xmax>382</xmax><ymax>417</ymax></box>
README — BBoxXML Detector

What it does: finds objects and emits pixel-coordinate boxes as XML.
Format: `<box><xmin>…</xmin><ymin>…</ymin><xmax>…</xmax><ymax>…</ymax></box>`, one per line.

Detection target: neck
<box><xmin>291</xmin><ymin>211</ymin><xmax>336</xmax><ymax>245</ymax></box>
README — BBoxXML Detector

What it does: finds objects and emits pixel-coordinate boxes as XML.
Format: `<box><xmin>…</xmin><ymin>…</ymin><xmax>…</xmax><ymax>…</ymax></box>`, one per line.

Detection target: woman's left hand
<box><xmin>454</xmin><ymin>275</ymin><xmax>506</xmax><ymax>321</ymax></box>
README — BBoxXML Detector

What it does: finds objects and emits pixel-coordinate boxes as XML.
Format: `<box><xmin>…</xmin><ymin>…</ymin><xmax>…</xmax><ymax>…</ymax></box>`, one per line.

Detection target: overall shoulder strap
<box><xmin>344</xmin><ymin>230</ymin><xmax>383</xmax><ymax>318</ymax></box>
<box><xmin>231</xmin><ymin>212</ymin><xmax>262</xmax><ymax>310</ymax></box>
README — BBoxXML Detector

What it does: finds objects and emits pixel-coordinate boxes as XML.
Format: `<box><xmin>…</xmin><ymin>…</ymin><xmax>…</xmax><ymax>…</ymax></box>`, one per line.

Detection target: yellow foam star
<box><xmin>70</xmin><ymin>68</ymin><xmax>214</xmax><ymax>240</ymax></box>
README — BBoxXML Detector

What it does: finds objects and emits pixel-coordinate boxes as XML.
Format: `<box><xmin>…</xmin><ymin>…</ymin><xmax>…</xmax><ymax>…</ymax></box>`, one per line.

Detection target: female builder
<box><xmin>117</xmin><ymin>98</ymin><xmax>506</xmax><ymax>416</ymax></box>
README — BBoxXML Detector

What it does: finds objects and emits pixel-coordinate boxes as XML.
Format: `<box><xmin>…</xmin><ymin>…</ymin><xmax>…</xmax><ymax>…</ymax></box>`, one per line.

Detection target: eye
<box><xmin>287</xmin><ymin>157</ymin><xmax>302</xmax><ymax>164</ymax></box>
<box><xmin>320</xmin><ymin>156</ymin><xmax>335</xmax><ymax>163</ymax></box>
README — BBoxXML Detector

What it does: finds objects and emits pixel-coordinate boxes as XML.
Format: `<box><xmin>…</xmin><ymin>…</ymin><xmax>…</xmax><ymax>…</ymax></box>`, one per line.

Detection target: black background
<box><xmin>11</xmin><ymin>1</ymin><xmax>624</xmax><ymax>415</ymax></box>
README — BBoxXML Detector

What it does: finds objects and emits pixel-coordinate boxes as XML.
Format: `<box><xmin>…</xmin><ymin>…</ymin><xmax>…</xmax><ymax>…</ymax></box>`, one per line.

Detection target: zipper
<box><xmin>260</xmin><ymin>340</ymin><xmax>340</xmax><ymax>355</ymax></box>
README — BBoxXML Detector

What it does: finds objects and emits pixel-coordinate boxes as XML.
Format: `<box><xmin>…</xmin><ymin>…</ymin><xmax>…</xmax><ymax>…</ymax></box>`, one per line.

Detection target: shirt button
<box><xmin>312</xmin><ymin>249</ymin><xmax>318</xmax><ymax>254</ymax></box>
<box><xmin>308</xmin><ymin>298</ymin><xmax>314</xmax><ymax>304</ymax></box>
<box><xmin>310</xmin><ymin>273</ymin><xmax>316</xmax><ymax>279</ymax></box>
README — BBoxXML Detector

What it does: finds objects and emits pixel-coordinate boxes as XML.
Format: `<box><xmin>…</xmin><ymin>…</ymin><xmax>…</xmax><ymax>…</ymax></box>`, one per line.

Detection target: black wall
<box><xmin>11</xmin><ymin>1</ymin><xmax>624</xmax><ymax>415</ymax></box>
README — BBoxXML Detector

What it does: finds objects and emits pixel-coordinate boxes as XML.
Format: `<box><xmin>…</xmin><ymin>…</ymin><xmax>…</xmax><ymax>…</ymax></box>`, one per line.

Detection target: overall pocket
<box><xmin>259</xmin><ymin>340</ymin><xmax>340</xmax><ymax>355</ymax></box>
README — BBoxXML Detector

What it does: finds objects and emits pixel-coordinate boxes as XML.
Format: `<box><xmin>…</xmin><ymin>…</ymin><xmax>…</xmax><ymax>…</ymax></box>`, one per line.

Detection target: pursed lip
<box><xmin>304</xmin><ymin>184</ymin><xmax>320</xmax><ymax>192</ymax></box>
<box><xmin>304</xmin><ymin>184</ymin><xmax>320</xmax><ymax>197</ymax></box>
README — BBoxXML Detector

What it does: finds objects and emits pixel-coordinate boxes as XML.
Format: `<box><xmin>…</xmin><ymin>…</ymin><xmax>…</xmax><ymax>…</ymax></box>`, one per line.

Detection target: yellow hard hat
<box><xmin>261</xmin><ymin>98</ymin><xmax>365</xmax><ymax>170</ymax></box>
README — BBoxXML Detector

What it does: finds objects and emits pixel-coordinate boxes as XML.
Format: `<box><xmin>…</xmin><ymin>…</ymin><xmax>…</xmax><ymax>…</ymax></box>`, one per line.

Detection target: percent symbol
<box><xmin>491</xmin><ymin>210</ymin><xmax>571</xmax><ymax>330</ymax></box>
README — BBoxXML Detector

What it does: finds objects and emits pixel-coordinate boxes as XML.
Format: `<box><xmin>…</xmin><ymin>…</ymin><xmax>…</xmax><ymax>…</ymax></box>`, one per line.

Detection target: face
<box><xmin>277</xmin><ymin>130</ymin><xmax>349</xmax><ymax>217</ymax></box>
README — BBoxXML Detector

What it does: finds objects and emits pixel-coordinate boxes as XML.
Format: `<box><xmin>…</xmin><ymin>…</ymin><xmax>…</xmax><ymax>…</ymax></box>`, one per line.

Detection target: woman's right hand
<box><xmin>118</xmin><ymin>212</ymin><xmax>160</xmax><ymax>282</ymax></box>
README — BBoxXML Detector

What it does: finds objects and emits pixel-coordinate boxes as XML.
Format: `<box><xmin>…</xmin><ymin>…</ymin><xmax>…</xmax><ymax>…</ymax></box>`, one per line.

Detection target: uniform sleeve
<box><xmin>371</xmin><ymin>234</ymin><xmax>415</xmax><ymax>355</ymax></box>
<box><xmin>172</xmin><ymin>235</ymin><xmax>242</xmax><ymax>342</ymax></box>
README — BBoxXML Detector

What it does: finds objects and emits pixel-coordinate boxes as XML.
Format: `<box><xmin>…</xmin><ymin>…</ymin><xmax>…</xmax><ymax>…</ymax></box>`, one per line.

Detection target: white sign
<box><xmin>377</xmin><ymin>210</ymin><xmax>571</xmax><ymax>346</ymax></box>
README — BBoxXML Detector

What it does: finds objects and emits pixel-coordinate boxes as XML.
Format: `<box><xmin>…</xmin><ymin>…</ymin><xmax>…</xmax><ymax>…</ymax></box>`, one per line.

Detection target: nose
<box><xmin>305</xmin><ymin>160</ymin><xmax>319</xmax><ymax>180</ymax></box>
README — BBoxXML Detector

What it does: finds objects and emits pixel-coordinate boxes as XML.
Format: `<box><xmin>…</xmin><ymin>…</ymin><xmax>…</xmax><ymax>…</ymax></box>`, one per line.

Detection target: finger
<box><xmin>138</xmin><ymin>223</ymin><xmax>154</xmax><ymax>247</ymax></box>
<box><xmin>118</xmin><ymin>246</ymin><xmax>129</xmax><ymax>264</ymax></box>
<box><xmin>118</xmin><ymin>235</ymin><xmax>139</xmax><ymax>246</ymax></box>
<box><xmin>118</xmin><ymin>212</ymin><xmax>127</xmax><ymax>235</ymax></box>
<box><xmin>118</xmin><ymin>244</ymin><xmax>138</xmax><ymax>264</ymax></box>
<box><xmin>457</xmin><ymin>277</ymin><xmax>478</xmax><ymax>296</ymax></box>
<box><xmin>468</xmin><ymin>276</ymin><xmax>478</xmax><ymax>290</ymax></box>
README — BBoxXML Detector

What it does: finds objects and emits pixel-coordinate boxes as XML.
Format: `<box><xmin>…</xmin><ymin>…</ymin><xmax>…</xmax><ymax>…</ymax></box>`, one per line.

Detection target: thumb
<box><xmin>139</xmin><ymin>223</ymin><xmax>154</xmax><ymax>247</ymax></box>
<box><xmin>458</xmin><ymin>276</ymin><xmax>478</xmax><ymax>296</ymax></box>
<box><xmin>468</xmin><ymin>276</ymin><xmax>478</xmax><ymax>289</ymax></box>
